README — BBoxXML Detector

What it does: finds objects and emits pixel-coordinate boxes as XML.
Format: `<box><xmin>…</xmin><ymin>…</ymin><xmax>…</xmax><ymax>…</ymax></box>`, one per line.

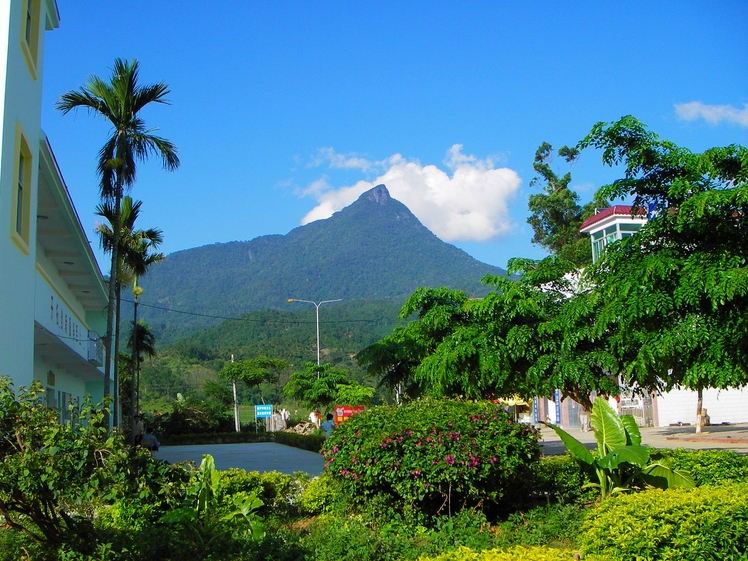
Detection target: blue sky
<box><xmin>41</xmin><ymin>1</ymin><xmax>748</xmax><ymax>272</ymax></box>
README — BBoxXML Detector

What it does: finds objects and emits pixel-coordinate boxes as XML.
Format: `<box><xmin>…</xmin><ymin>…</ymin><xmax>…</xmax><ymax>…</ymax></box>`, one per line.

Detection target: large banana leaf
<box><xmin>542</xmin><ymin>422</ymin><xmax>595</xmax><ymax>465</ymax></box>
<box><xmin>597</xmin><ymin>445</ymin><xmax>650</xmax><ymax>469</ymax></box>
<box><xmin>641</xmin><ymin>462</ymin><xmax>696</xmax><ymax>490</ymax></box>
<box><xmin>620</xmin><ymin>415</ymin><xmax>642</xmax><ymax>446</ymax></box>
<box><xmin>590</xmin><ymin>397</ymin><xmax>626</xmax><ymax>454</ymax></box>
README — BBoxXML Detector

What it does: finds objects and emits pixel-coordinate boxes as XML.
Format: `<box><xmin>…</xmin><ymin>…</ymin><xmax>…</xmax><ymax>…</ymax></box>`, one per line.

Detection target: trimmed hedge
<box><xmin>274</xmin><ymin>430</ymin><xmax>326</xmax><ymax>452</ymax></box>
<box><xmin>580</xmin><ymin>482</ymin><xmax>748</xmax><ymax>561</ymax></box>
<box><xmin>659</xmin><ymin>448</ymin><xmax>748</xmax><ymax>486</ymax></box>
<box><xmin>415</xmin><ymin>546</ymin><xmax>580</xmax><ymax>560</ymax></box>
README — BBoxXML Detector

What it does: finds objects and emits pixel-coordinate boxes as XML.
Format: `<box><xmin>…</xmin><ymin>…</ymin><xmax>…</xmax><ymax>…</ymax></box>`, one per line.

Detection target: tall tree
<box><xmin>95</xmin><ymin>196</ymin><xmax>164</xmax><ymax>426</ymax></box>
<box><xmin>57</xmin><ymin>59</ymin><xmax>179</xmax><ymax>427</ymax></box>
<box><xmin>283</xmin><ymin>363</ymin><xmax>351</xmax><ymax>411</ymax></box>
<box><xmin>527</xmin><ymin>141</ymin><xmax>606</xmax><ymax>266</ymax></box>
<box><xmin>579</xmin><ymin>116</ymin><xmax>748</xmax><ymax>432</ymax></box>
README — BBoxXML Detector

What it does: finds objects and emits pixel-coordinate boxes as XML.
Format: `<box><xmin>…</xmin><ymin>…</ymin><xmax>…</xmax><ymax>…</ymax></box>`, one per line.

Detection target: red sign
<box><xmin>334</xmin><ymin>405</ymin><xmax>365</xmax><ymax>425</ymax></box>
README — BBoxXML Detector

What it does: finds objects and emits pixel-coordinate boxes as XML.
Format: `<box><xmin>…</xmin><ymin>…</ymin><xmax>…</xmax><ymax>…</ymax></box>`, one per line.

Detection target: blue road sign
<box><xmin>255</xmin><ymin>404</ymin><xmax>273</xmax><ymax>418</ymax></box>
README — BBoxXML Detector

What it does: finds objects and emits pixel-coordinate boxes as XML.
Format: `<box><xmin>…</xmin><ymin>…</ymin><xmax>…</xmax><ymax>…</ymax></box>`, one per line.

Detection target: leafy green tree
<box><xmin>219</xmin><ymin>356</ymin><xmax>288</xmax><ymax>390</ymax></box>
<box><xmin>335</xmin><ymin>382</ymin><xmax>375</xmax><ymax>406</ymax></box>
<box><xmin>527</xmin><ymin>141</ymin><xmax>606</xmax><ymax>266</ymax></box>
<box><xmin>578</xmin><ymin>116</ymin><xmax>748</xmax><ymax>432</ymax></box>
<box><xmin>360</xmin><ymin>272</ymin><xmax>617</xmax><ymax>409</ymax></box>
<box><xmin>57</xmin><ymin>59</ymin><xmax>179</xmax><ymax>425</ymax></box>
<box><xmin>0</xmin><ymin>378</ymin><xmax>109</xmax><ymax>550</ymax></box>
<box><xmin>283</xmin><ymin>363</ymin><xmax>350</xmax><ymax>411</ymax></box>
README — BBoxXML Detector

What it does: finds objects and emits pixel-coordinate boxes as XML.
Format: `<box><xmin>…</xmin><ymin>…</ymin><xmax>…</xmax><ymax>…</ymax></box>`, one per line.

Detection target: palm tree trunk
<box><xmin>103</xmin><ymin>185</ymin><xmax>122</xmax><ymax>430</ymax></box>
<box><xmin>131</xmin><ymin>295</ymin><xmax>138</xmax><ymax>444</ymax></box>
<box><xmin>113</xmin><ymin>281</ymin><xmax>122</xmax><ymax>428</ymax></box>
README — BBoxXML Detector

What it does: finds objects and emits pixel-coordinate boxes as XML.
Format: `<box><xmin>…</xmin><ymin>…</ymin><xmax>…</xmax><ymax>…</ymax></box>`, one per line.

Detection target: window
<box><xmin>11</xmin><ymin>124</ymin><xmax>32</xmax><ymax>253</ymax></box>
<box><xmin>20</xmin><ymin>0</ymin><xmax>41</xmax><ymax>79</ymax></box>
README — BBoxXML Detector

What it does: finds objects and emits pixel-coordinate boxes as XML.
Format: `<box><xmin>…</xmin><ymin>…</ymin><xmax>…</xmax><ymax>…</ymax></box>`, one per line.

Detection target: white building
<box><xmin>0</xmin><ymin>0</ymin><xmax>111</xmax><ymax>420</ymax></box>
<box><xmin>580</xmin><ymin>206</ymin><xmax>747</xmax><ymax>427</ymax></box>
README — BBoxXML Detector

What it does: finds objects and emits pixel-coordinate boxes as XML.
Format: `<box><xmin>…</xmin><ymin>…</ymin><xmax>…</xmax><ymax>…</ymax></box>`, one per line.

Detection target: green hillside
<box><xmin>134</xmin><ymin>185</ymin><xmax>505</xmax><ymax>346</ymax></box>
<box><xmin>139</xmin><ymin>299</ymin><xmax>403</xmax><ymax>408</ymax></box>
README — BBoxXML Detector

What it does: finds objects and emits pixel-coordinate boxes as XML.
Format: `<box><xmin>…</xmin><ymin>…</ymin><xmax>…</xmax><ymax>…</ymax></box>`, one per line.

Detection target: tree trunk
<box><xmin>695</xmin><ymin>386</ymin><xmax>704</xmax><ymax>434</ymax></box>
<box><xmin>131</xmin><ymin>295</ymin><xmax>138</xmax><ymax>444</ymax></box>
<box><xmin>102</xmin><ymin>186</ymin><xmax>122</xmax><ymax>430</ymax></box>
<box><xmin>113</xmin><ymin>281</ymin><xmax>121</xmax><ymax>428</ymax></box>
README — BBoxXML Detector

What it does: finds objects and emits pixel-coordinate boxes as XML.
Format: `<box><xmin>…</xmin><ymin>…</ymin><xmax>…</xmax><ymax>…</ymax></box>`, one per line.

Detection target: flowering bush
<box><xmin>321</xmin><ymin>400</ymin><xmax>540</xmax><ymax>517</ymax></box>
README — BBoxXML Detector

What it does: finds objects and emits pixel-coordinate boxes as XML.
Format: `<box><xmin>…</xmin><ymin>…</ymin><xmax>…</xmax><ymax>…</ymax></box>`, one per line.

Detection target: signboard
<box><xmin>333</xmin><ymin>405</ymin><xmax>365</xmax><ymax>425</ymax></box>
<box><xmin>255</xmin><ymin>404</ymin><xmax>273</xmax><ymax>418</ymax></box>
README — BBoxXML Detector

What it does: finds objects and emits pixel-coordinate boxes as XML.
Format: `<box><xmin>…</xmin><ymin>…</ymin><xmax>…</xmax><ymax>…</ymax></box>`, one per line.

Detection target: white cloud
<box><xmin>300</xmin><ymin>145</ymin><xmax>522</xmax><ymax>242</ymax></box>
<box><xmin>675</xmin><ymin>101</ymin><xmax>748</xmax><ymax>127</ymax></box>
<box><xmin>310</xmin><ymin>147</ymin><xmax>380</xmax><ymax>172</ymax></box>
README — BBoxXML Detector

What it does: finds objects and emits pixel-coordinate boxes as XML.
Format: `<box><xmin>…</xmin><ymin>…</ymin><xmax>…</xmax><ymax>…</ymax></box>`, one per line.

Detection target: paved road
<box><xmin>154</xmin><ymin>424</ymin><xmax>748</xmax><ymax>476</ymax></box>
<box><xmin>154</xmin><ymin>442</ymin><xmax>325</xmax><ymax>475</ymax></box>
<box><xmin>539</xmin><ymin>423</ymin><xmax>748</xmax><ymax>455</ymax></box>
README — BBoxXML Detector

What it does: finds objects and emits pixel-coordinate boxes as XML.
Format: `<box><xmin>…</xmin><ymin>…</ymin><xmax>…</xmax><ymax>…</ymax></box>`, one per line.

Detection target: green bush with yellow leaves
<box><xmin>416</xmin><ymin>545</ymin><xmax>579</xmax><ymax>561</ymax></box>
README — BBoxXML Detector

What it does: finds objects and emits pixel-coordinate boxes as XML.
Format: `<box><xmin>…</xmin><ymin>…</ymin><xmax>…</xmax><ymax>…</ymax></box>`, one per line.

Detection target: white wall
<box><xmin>656</xmin><ymin>387</ymin><xmax>748</xmax><ymax>427</ymax></box>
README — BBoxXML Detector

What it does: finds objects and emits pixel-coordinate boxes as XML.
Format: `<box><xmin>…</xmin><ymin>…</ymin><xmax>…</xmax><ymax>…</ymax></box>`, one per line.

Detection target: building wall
<box><xmin>655</xmin><ymin>388</ymin><xmax>748</xmax><ymax>427</ymax></box>
<box><xmin>0</xmin><ymin>0</ymin><xmax>52</xmax><ymax>382</ymax></box>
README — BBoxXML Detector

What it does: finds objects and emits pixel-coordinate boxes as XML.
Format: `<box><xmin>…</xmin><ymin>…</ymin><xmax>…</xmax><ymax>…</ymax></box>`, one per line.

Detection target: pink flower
<box><xmin>445</xmin><ymin>455</ymin><xmax>455</xmax><ymax>465</ymax></box>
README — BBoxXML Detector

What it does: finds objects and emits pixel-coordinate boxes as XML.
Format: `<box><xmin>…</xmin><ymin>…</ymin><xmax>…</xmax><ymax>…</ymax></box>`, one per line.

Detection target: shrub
<box><xmin>658</xmin><ymin>448</ymin><xmax>748</xmax><ymax>486</ymax></box>
<box><xmin>321</xmin><ymin>399</ymin><xmax>540</xmax><ymax>518</ymax></box>
<box><xmin>492</xmin><ymin>504</ymin><xmax>585</xmax><ymax>550</ymax></box>
<box><xmin>220</xmin><ymin>468</ymin><xmax>302</xmax><ymax>516</ymax></box>
<box><xmin>274</xmin><ymin>430</ymin><xmax>326</xmax><ymax>451</ymax></box>
<box><xmin>297</xmin><ymin>473</ymin><xmax>340</xmax><ymax>515</ymax></box>
<box><xmin>528</xmin><ymin>455</ymin><xmax>595</xmax><ymax>505</ymax></box>
<box><xmin>415</xmin><ymin>546</ymin><xmax>580</xmax><ymax>561</ymax></box>
<box><xmin>579</xmin><ymin>482</ymin><xmax>748</xmax><ymax>561</ymax></box>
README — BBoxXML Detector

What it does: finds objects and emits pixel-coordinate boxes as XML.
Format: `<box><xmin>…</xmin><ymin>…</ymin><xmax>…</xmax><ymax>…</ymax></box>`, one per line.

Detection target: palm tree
<box><xmin>127</xmin><ymin>319</ymin><xmax>157</xmax><ymax>419</ymax></box>
<box><xmin>95</xmin><ymin>196</ymin><xmax>164</xmax><ymax>427</ymax></box>
<box><xmin>57</xmin><ymin>59</ymin><xmax>179</xmax><ymax>426</ymax></box>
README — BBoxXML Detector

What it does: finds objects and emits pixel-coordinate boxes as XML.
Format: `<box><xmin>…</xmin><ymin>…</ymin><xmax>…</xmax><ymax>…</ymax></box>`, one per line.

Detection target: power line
<box><xmin>119</xmin><ymin>297</ymin><xmax>390</xmax><ymax>325</ymax></box>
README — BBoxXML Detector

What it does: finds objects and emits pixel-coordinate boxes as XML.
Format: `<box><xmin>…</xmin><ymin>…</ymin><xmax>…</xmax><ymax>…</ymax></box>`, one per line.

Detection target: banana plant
<box><xmin>543</xmin><ymin>397</ymin><xmax>694</xmax><ymax>497</ymax></box>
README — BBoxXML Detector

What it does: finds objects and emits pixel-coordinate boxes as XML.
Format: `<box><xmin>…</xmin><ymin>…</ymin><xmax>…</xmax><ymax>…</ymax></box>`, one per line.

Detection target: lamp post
<box><xmin>287</xmin><ymin>298</ymin><xmax>342</xmax><ymax>365</ymax></box>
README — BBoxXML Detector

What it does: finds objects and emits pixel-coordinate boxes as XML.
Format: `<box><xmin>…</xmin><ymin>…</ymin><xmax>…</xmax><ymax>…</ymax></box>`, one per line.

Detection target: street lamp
<box><xmin>287</xmin><ymin>298</ymin><xmax>342</xmax><ymax>365</ymax></box>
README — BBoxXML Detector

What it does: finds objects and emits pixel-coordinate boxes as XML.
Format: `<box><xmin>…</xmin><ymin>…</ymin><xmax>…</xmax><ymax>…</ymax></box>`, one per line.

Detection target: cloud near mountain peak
<box><xmin>301</xmin><ymin>145</ymin><xmax>521</xmax><ymax>243</ymax></box>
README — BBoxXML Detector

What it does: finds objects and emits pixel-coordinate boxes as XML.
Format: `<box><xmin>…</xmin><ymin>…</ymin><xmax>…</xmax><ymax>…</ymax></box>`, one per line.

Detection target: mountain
<box><xmin>136</xmin><ymin>184</ymin><xmax>506</xmax><ymax>344</ymax></box>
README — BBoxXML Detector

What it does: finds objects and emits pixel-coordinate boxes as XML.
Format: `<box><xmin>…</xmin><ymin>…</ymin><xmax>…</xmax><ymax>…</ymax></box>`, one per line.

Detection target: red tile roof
<box><xmin>579</xmin><ymin>205</ymin><xmax>646</xmax><ymax>231</ymax></box>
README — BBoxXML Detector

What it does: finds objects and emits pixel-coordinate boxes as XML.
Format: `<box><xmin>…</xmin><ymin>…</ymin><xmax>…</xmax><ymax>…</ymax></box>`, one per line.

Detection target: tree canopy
<box><xmin>361</xmin><ymin>117</ymin><xmax>748</xmax><ymax>416</ymax></box>
<box><xmin>579</xmin><ymin>116</ymin><xmax>748</xmax><ymax>397</ymax></box>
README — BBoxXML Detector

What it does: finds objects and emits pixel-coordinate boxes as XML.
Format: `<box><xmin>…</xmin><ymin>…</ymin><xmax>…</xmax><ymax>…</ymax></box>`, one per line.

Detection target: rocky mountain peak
<box><xmin>364</xmin><ymin>184</ymin><xmax>390</xmax><ymax>205</ymax></box>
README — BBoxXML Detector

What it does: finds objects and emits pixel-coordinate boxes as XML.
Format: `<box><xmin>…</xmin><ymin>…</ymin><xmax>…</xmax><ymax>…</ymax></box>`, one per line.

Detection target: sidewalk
<box><xmin>539</xmin><ymin>423</ymin><xmax>748</xmax><ymax>455</ymax></box>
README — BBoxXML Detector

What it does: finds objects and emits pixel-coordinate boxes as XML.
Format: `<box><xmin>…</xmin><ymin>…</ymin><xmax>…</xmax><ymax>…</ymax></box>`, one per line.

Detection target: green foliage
<box><xmin>219</xmin><ymin>468</ymin><xmax>301</xmax><ymax>517</ymax></box>
<box><xmin>219</xmin><ymin>356</ymin><xmax>288</xmax><ymax>388</ymax></box>
<box><xmin>493</xmin><ymin>503</ymin><xmax>585</xmax><ymax>550</ymax></box>
<box><xmin>579</xmin><ymin>483</ymin><xmax>748</xmax><ymax>561</ymax></box>
<box><xmin>335</xmin><ymin>381</ymin><xmax>375</xmax><ymax>405</ymax></box>
<box><xmin>359</xmin><ymin>264</ymin><xmax>618</xmax><ymax>410</ymax></box>
<box><xmin>0</xmin><ymin>379</ymin><xmax>107</xmax><ymax>550</ymax></box>
<box><xmin>417</xmin><ymin>545</ymin><xmax>580</xmax><ymax>561</ymax></box>
<box><xmin>544</xmin><ymin>397</ymin><xmax>694</xmax><ymax>497</ymax></box>
<box><xmin>273</xmin><ymin>430</ymin><xmax>326</xmax><ymax>452</ymax></box>
<box><xmin>322</xmin><ymin>399</ymin><xmax>541</xmax><ymax>519</ymax></box>
<box><xmin>658</xmin><ymin>448</ymin><xmax>748</xmax><ymax>486</ymax></box>
<box><xmin>578</xmin><ymin>116</ymin><xmax>748</xmax><ymax>400</ymax></box>
<box><xmin>283</xmin><ymin>362</ymin><xmax>351</xmax><ymax>410</ymax></box>
<box><xmin>296</xmin><ymin>473</ymin><xmax>341</xmax><ymax>515</ymax></box>
<box><xmin>527</xmin><ymin>141</ymin><xmax>605</xmax><ymax>266</ymax></box>
<box><xmin>528</xmin><ymin>455</ymin><xmax>595</xmax><ymax>505</ymax></box>
<box><xmin>160</xmin><ymin>455</ymin><xmax>264</xmax><ymax>551</ymax></box>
